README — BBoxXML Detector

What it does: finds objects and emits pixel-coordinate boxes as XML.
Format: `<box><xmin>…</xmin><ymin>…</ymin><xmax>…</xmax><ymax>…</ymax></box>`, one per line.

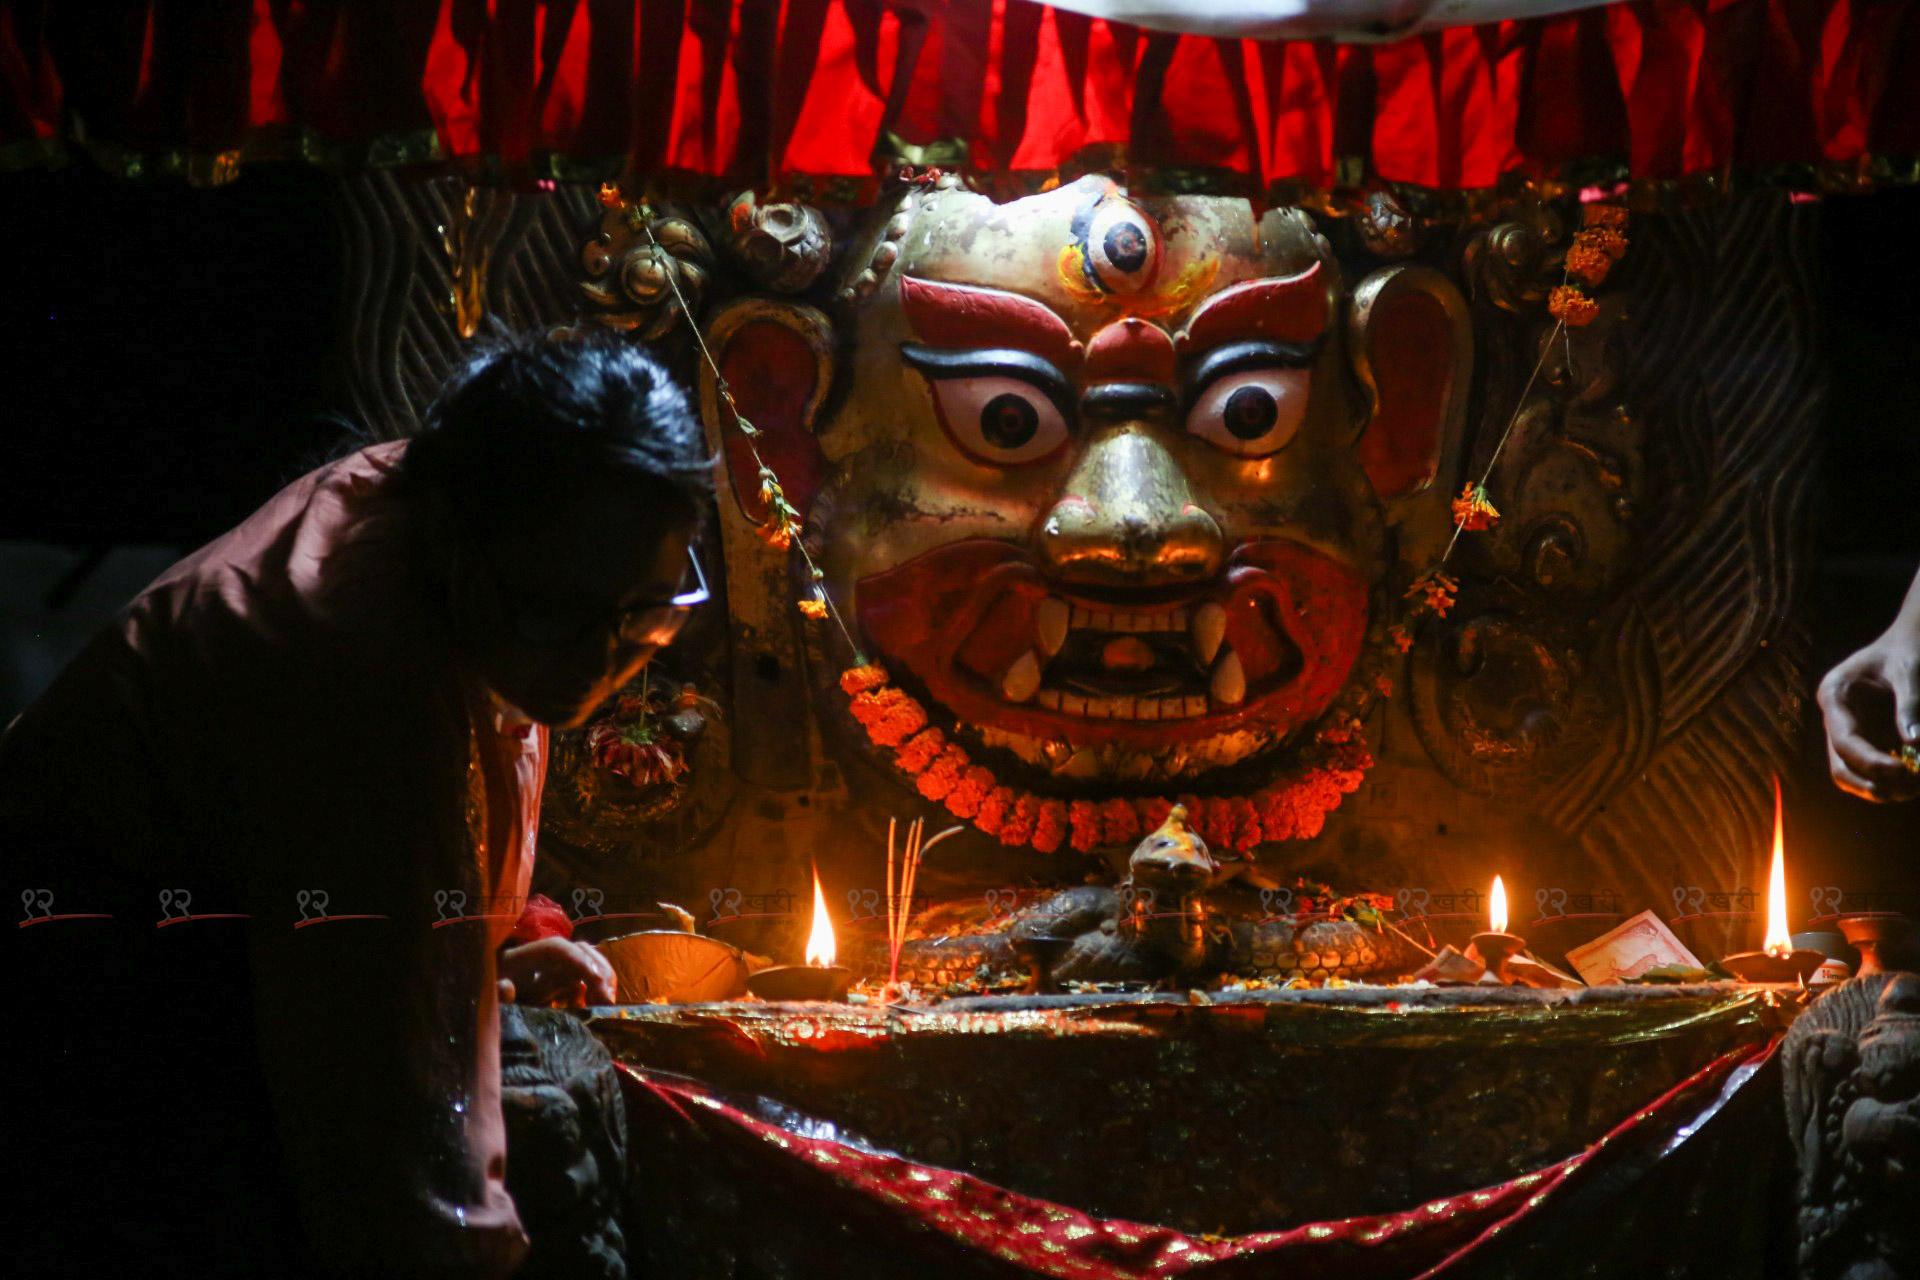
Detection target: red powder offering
<box><xmin>510</xmin><ymin>893</ymin><xmax>574</xmax><ymax>944</ymax></box>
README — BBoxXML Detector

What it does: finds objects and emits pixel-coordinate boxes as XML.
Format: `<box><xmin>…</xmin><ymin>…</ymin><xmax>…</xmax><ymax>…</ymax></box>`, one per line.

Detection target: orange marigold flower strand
<box><xmin>842</xmin><ymin>665</ymin><xmax>1371</xmax><ymax>855</ymax></box>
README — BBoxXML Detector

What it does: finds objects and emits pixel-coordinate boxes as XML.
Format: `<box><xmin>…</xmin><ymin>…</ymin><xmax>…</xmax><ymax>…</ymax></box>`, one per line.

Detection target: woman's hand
<box><xmin>498</xmin><ymin>935</ymin><xmax>617</xmax><ymax>1007</ymax></box>
<box><xmin>1818</xmin><ymin>633</ymin><xmax>1920</xmax><ymax>802</ymax></box>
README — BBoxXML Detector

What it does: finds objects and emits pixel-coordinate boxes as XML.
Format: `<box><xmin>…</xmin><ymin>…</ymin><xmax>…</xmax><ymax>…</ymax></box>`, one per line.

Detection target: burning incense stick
<box><xmin>918</xmin><ymin>825</ymin><xmax>965</xmax><ymax>859</ymax></box>
<box><xmin>882</xmin><ymin>819</ymin><xmax>967</xmax><ymax>989</ymax></box>
<box><xmin>888</xmin><ymin>818</ymin><xmax>922</xmax><ymax>986</ymax></box>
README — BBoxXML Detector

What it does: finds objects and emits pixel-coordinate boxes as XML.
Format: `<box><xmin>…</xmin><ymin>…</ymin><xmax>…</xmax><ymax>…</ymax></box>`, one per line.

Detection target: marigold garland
<box><xmin>840</xmin><ymin>664</ymin><xmax>890</xmax><ymax>696</ymax></box>
<box><xmin>1405</xmin><ymin>570</ymin><xmax>1460</xmax><ymax>619</ymax></box>
<box><xmin>1548</xmin><ymin>284</ymin><xmax>1600</xmax><ymax>327</ymax></box>
<box><xmin>841</xmin><ymin>664</ymin><xmax>1372</xmax><ymax>855</ymax></box>
<box><xmin>1581</xmin><ymin>203</ymin><xmax>1628</xmax><ymax>231</ymax></box>
<box><xmin>1450</xmin><ymin>483</ymin><xmax>1499</xmax><ymax>532</ymax></box>
<box><xmin>1546</xmin><ymin>205</ymin><xmax>1628</xmax><ymax>329</ymax></box>
<box><xmin>1404</xmin><ymin>200</ymin><xmax>1629</xmax><ymax>652</ymax></box>
<box><xmin>1582</xmin><ymin>227</ymin><xmax>1628</xmax><ymax>261</ymax></box>
<box><xmin>1564</xmin><ymin>240</ymin><xmax>1613</xmax><ymax>286</ymax></box>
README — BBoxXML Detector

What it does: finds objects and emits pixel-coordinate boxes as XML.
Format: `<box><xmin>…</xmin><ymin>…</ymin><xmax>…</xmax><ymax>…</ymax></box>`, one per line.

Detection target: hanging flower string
<box><xmin>1450</xmin><ymin>483</ymin><xmax>1499</xmax><ymax>532</ymax></box>
<box><xmin>598</xmin><ymin>181</ymin><xmax>865</xmax><ymax>654</ymax></box>
<box><xmin>1404</xmin><ymin>199</ymin><xmax>1630</xmax><ymax>637</ymax></box>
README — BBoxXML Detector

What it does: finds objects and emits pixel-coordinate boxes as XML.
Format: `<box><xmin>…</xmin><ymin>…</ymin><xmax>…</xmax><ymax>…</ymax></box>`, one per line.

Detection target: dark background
<box><xmin>1</xmin><ymin>161</ymin><xmax>1915</xmax><ymax>918</ymax></box>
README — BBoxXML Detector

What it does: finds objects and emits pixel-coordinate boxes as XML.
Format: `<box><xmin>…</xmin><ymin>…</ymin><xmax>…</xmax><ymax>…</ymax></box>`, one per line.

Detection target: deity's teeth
<box><xmin>1055</xmin><ymin>604</ymin><xmax>1194</xmax><ymax>634</ymax></box>
<box><xmin>1060</xmin><ymin>692</ymin><xmax>1089</xmax><ymax>717</ymax></box>
<box><xmin>1036</xmin><ymin>688</ymin><xmax>1063</xmax><ymax>710</ymax></box>
<box><xmin>1211</xmin><ymin>649</ymin><xmax>1246</xmax><ymax>707</ymax></box>
<box><xmin>1002</xmin><ymin>651</ymin><xmax>1042</xmax><ymax>703</ymax></box>
<box><xmin>1136</xmin><ymin>699</ymin><xmax>1161</xmax><ymax>721</ymax></box>
<box><xmin>1159</xmin><ymin>696</ymin><xmax>1190</xmax><ymax>719</ymax></box>
<box><xmin>1183</xmin><ymin>695</ymin><xmax>1208</xmax><ymax>718</ymax></box>
<box><xmin>1036</xmin><ymin>597</ymin><xmax>1070</xmax><ymax>657</ymax></box>
<box><xmin>1192</xmin><ymin>602</ymin><xmax>1226</xmax><ymax>666</ymax></box>
<box><xmin>1059</xmin><ymin>749</ymin><xmax>1102</xmax><ymax>778</ymax></box>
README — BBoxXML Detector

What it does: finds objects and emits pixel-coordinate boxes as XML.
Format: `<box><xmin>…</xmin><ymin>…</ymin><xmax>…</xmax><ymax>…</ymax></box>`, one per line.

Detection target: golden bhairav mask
<box><xmin>704</xmin><ymin>174</ymin><xmax>1470</xmax><ymax>797</ymax></box>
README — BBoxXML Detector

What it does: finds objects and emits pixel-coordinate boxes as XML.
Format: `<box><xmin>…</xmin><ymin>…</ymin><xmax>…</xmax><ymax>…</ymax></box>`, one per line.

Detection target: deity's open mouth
<box><xmin>854</xmin><ymin>540</ymin><xmax>1366</xmax><ymax>783</ymax></box>
<box><xmin>1013</xmin><ymin>596</ymin><xmax>1304</xmax><ymax>720</ymax></box>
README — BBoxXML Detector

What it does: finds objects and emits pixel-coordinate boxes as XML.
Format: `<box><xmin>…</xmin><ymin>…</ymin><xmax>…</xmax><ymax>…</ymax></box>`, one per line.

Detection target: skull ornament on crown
<box><xmin>701</xmin><ymin>174</ymin><xmax>1471</xmax><ymax>835</ymax></box>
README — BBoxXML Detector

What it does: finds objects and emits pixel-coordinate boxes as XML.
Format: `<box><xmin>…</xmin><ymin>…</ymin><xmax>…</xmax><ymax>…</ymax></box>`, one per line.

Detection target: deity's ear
<box><xmin>697</xmin><ymin>298</ymin><xmax>835</xmax><ymax>525</ymax></box>
<box><xmin>1346</xmin><ymin>265</ymin><xmax>1472</xmax><ymax>503</ymax></box>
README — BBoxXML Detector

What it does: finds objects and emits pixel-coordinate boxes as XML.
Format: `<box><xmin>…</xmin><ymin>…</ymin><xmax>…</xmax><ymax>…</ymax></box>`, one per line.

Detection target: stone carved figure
<box><xmin>891</xmin><ymin>805</ymin><xmax>1425</xmax><ymax>990</ymax></box>
<box><xmin>1784</xmin><ymin>972</ymin><xmax>1920</xmax><ymax>1280</ymax></box>
<box><xmin>500</xmin><ymin>1005</ymin><xmax>630</xmax><ymax>1280</ymax></box>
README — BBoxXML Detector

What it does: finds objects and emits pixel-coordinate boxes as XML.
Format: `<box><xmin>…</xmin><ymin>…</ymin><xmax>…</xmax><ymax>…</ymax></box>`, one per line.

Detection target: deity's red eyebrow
<box><xmin>898</xmin><ymin>276</ymin><xmax>1082</xmax><ymax>370</ymax></box>
<box><xmin>1177</xmin><ymin>261</ymin><xmax>1329</xmax><ymax>352</ymax></box>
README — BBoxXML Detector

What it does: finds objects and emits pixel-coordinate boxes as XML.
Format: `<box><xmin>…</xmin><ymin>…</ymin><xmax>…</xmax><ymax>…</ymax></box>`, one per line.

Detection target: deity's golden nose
<box><xmin>1037</xmin><ymin>425</ymin><xmax>1224</xmax><ymax>585</ymax></box>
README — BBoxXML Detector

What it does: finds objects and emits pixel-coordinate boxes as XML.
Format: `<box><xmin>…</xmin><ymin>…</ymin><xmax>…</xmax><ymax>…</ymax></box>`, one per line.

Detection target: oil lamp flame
<box><xmin>1490</xmin><ymin>875</ymin><xmax>1508</xmax><ymax>935</ymax></box>
<box><xmin>804</xmin><ymin>869</ymin><xmax>836</xmax><ymax>968</ymax></box>
<box><xmin>1763</xmin><ymin>774</ymin><xmax>1791</xmax><ymax>958</ymax></box>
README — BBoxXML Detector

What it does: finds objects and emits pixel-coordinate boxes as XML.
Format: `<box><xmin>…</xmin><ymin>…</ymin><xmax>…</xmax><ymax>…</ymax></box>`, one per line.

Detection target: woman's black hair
<box><xmin>405</xmin><ymin>328</ymin><xmax>713</xmax><ymax>531</ymax></box>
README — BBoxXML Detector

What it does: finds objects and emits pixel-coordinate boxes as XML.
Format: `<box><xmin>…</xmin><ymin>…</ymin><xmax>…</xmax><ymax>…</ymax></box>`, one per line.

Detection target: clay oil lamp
<box><xmin>746</xmin><ymin>869</ymin><xmax>852</xmax><ymax>1001</ymax></box>
<box><xmin>1470</xmin><ymin>875</ymin><xmax>1527</xmax><ymax>985</ymax></box>
<box><xmin>1719</xmin><ymin>778</ymin><xmax>1823</xmax><ymax>984</ymax></box>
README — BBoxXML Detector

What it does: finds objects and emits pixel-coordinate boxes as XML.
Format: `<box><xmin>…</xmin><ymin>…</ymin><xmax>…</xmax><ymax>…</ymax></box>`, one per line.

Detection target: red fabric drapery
<box><xmin>2</xmin><ymin>0</ymin><xmax>1916</xmax><ymax>194</ymax></box>
<box><xmin>615</xmin><ymin>1040</ymin><xmax>1777</xmax><ymax>1278</ymax></box>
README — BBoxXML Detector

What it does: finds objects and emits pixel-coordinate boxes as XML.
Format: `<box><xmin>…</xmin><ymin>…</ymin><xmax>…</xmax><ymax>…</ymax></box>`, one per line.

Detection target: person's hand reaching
<box><xmin>1818</xmin><ymin>631</ymin><xmax>1920</xmax><ymax>802</ymax></box>
<box><xmin>498</xmin><ymin>935</ymin><xmax>617</xmax><ymax>1007</ymax></box>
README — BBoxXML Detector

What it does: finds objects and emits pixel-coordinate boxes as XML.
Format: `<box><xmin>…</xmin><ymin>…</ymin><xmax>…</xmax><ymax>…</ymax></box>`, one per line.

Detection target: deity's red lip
<box><xmin>854</xmin><ymin>539</ymin><xmax>1367</xmax><ymax>752</ymax></box>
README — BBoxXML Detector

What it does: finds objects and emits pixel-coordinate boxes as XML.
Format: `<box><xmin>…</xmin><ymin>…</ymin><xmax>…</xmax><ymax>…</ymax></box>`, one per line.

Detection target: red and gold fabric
<box><xmin>2</xmin><ymin>1</ymin><xmax>1916</xmax><ymax>195</ymax></box>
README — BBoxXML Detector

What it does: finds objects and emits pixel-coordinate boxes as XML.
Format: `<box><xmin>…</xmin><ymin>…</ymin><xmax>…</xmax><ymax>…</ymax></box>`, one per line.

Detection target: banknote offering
<box><xmin>1564</xmin><ymin>910</ymin><xmax>1704</xmax><ymax>985</ymax></box>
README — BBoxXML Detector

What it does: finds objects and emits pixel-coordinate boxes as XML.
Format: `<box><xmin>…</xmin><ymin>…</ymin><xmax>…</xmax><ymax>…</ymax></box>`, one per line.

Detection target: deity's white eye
<box><xmin>1186</xmin><ymin>367</ymin><xmax>1310</xmax><ymax>458</ymax></box>
<box><xmin>925</xmin><ymin>376</ymin><xmax>1071</xmax><ymax>466</ymax></box>
<box><xmin>1084</xmin><ymin>199</ymin><xmax>1162</xmax><ymax>294</ymax></box>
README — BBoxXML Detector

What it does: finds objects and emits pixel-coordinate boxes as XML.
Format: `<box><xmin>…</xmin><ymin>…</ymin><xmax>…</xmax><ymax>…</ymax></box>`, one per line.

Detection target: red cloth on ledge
<box><xmin>615</xmin><ymin>1039</ymin><xmax>1776</xmax><ymax>1278</ymax></box>
<box><xmin>1</xmin><ymin>1</ymin><xmax>1915</xmax><ymax>192</ymax></box>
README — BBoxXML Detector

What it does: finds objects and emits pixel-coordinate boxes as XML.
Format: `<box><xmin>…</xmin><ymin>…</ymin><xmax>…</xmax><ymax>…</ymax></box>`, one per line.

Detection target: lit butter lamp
<box><xmin>1719</xmin><ymin>777</ymin><xmax>1824</xmax><ymax>984</ymax></box>
<box><xmin>745</xmin><ymin>870</ymin><xmax>852</xmax><ymax>1001</ymax></box>
<box><xmin>1469</xmin><ymin>875</ymin><xmax>1528</xmax><ymax>985</ymax></box>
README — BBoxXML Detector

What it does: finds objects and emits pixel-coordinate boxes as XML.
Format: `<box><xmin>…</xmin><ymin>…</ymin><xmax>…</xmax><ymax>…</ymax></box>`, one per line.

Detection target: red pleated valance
<box><xmin>2</xmin><ymin>0</ymin><xmax>1915</xmax><ymax>198</ymax></box>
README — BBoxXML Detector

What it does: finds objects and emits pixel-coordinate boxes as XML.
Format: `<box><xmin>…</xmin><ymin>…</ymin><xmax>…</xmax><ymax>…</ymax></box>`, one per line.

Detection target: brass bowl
<box><xmin>599</xmin><ymin>930</ymin><xmax>760</xmax><ymax>1003</ymax></box>
<box><xmin>1836</xmin><ymin>914</ymin><xmax>1919</xmax><ymax>977</ymax></box>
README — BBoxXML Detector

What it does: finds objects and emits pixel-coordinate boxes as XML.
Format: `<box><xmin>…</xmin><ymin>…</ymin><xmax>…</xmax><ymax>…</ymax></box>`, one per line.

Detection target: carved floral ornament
<box><xmin>586</xmin><ymin>174</ymin><xmax>1629</xmax><ymax>856</ymax></box>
